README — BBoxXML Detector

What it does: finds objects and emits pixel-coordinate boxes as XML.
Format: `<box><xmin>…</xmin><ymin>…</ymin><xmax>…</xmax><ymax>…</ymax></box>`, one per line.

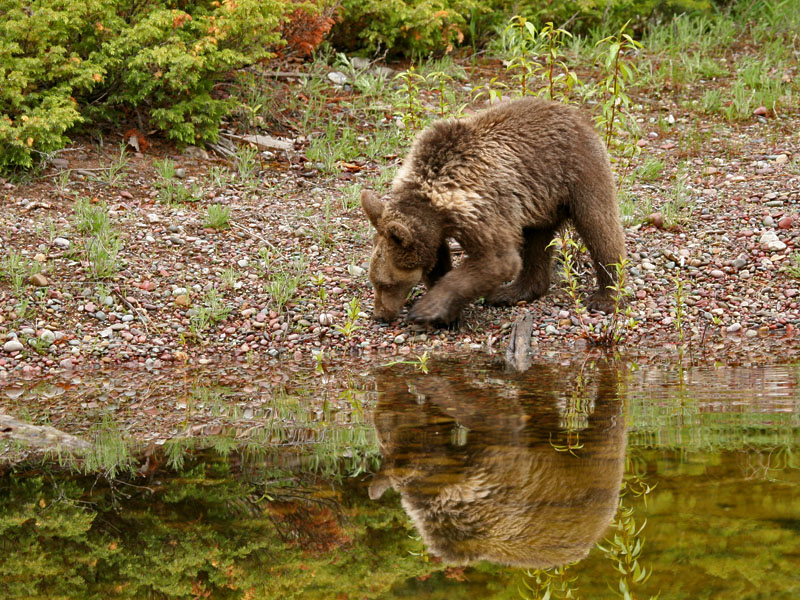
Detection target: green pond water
<box><xmin>1</xmin><ymin>358</ymin><xmax>799</xmax><ymax>599</ymax></box>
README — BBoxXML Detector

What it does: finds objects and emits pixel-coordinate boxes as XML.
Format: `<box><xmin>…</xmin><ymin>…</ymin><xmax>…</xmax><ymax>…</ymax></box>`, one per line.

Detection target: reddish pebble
<box><xmin>636</xmin><ymin>290</ymin><xmax>647</xmax><ymax>299</ymax></box>
<box><xmin>778</xmin><ymin>216</ymin><xmax>793</xmax><ymax>229</ymax></box>
<box><xmin>753</xmin><ymin>106</ymin><xmax>768</xmax><ymax>116</ymax></box>
<box><xmin>649</xmin><ymin>212</ymin><xmax>664</xmax><ymax>229</ymax></box>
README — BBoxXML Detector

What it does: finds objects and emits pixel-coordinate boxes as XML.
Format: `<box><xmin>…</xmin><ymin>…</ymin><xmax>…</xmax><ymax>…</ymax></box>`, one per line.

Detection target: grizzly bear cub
<box><xmin>361</xmin><ymin>97</ymin><xmax>626</xmax><ymax>326</ymax></box>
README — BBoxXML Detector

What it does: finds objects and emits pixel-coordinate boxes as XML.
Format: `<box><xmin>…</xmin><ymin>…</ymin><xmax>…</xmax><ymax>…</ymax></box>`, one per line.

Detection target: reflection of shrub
<box><xmin>0</xmin><ymin>0</ymin><xmax>292</xmax><ymax>170</ymax></box>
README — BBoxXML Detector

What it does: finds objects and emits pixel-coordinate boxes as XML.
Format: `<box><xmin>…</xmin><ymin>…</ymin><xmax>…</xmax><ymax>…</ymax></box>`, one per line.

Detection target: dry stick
<box><xmin>113</xmin><ymin>288</ymin><xmax>151</xmax><ymax>335</ymax></box>
<box><xmin>230</xmin><ymin>222</ymin><xmax>286</xmax><ymax>260</ymax></box>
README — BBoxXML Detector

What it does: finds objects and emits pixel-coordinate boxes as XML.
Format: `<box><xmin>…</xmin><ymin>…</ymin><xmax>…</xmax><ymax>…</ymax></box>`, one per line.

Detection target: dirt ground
<box><xmin>2</xmin><ymin>57</ymin><xmax>800</xmax><ymax>384</ymax></box>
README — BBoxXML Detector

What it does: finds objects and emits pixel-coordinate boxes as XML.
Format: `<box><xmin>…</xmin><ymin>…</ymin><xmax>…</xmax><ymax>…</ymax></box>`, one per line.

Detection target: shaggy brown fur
<box><xmin>361</xmin><ymin>97</ymin><xmax>626</xmax><ymax>325</ymax></box>
<box><xmin>369</xmin><ymin>361</ymin><xmax>626</xmax><ymax>568</ymax></box>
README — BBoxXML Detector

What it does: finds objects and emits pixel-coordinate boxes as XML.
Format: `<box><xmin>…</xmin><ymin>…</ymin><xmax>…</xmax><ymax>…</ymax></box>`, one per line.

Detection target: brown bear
<box><xmin>369</xmin><ymin>359</ymin><xmax>626</xmax><ymax>568</ymax></box>
<box><xmin>361</xmin><ymin>97</ymin><xmax>626</xmax><ymax>325</ymax></box>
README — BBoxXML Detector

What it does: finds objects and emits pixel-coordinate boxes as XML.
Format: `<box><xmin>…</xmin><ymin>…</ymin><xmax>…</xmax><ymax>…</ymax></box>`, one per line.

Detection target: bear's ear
<box><xmin>385</xmin><ymin>221</ymin><xmax>413</xmax><ymax>248</ymax></box>
<box><xmin>361</xmin><ymin>189</ymin><xmax>384</xmax><ymax>228</ymax></box>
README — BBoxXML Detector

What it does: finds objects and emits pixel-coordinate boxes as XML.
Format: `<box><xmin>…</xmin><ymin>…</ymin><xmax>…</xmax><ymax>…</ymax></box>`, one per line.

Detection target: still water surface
<box><xmin>1</xmin><ymin>358</ymin><xmax>798</xmax><ymax>599</ymax></box>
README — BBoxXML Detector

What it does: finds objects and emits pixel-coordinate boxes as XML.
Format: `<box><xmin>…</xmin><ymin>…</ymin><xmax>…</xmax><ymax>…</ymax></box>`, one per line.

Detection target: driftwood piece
<box><xmin>505</xmin><ymin>313</ymin><xmax>534</xmax><ymax>372</ymax></box>
<box><xmin>0</xmin><ymin>414</ymin><xmax>90</xmax><ymax>451</ymax></box>
<box><xmin>222</xmin><ymin>133</ymin><xmax>294</xmax><ymax>151</ymax></box>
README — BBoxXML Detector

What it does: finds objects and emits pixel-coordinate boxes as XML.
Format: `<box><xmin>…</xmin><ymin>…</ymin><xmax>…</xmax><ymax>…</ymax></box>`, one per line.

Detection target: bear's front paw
<box><xmin>587</xmin><ymin>292</ymin><xmax>616</xmax><ymax>314</ymax></box>
<box><xmin>407</xmin><ymin>294</ymin><xmax>460</xmax><ymax>327</ymax></box>
<box><xmin>487</xmin><ymin>284</ymin><xmax>521</xmax><ymax>306</ymax></box>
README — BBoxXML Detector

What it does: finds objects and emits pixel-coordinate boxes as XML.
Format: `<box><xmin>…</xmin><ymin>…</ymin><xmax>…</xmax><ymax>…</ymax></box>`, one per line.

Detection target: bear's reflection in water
<box><xmin>369</xmin><ymin>360</ymin><xmax>626</xmax><ymax>568</ymax></box>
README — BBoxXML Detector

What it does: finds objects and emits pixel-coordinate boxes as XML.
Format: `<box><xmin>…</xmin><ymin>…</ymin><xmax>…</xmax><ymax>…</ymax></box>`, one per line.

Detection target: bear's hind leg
<box><xmin>487</xmin><ymin>227</ymin><xmax>555</xmax><ymax>306</ymax></box>
<box><xmin>571</xmin><ymin>192</ymin><xmax>627</xmax><ymax>314</ymax></box>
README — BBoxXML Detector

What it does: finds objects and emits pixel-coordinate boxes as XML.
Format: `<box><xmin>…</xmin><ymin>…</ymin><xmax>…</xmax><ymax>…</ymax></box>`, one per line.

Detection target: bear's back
<box><xmin>401</xmin><ymin>98</ymin><xmax>606</xmax><ymax>208</ymax></box>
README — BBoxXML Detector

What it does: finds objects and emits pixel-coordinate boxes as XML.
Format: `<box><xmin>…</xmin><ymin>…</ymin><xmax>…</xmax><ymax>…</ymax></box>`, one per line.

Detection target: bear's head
<box><xmin>361</xmin><ymin>189</ymin><xmax>441</xmax><ymax>321</ymax></box>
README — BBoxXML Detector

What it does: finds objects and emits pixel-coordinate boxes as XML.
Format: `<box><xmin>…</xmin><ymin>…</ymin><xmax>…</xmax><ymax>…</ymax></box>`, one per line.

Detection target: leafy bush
<box><xmin>330</xmin><ymin>0</ymin><xmax>724</xmax><ymax>57</ymax></box>
<box><xmin>0</xmin><ymin>0</ymin><xmax>292</xmax><ymax>170</ymax></box>
<box><xmin>330</xmin><ymin>0</ymin><xmax>478</xmax><ymax>57</ymax></box>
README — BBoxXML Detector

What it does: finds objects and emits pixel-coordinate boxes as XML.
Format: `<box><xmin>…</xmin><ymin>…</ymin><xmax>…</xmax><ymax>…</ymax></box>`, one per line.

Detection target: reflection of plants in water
<box><xmin>549</xmin><ymin>430</ymin><xmax>584</xmax><ymax>456</ymax></box>
<box><xmin>596</xmin><ymin>454</ymin><xmax>658</xmax><ymax>600</ymax></box>
<box><xmin>521</xmin><ymin>562</ymin><xmax>580</xmax><ymax>600</ymax></box>
<box><xmin>56</xmin><ymin>416</ymin><xmax>135</xmax><ymax>478</ymax></box>
<box><xmin>597</xmin><ymin>504</ymin><xmax>654</xmax><ymax>600</ymax></box>
<box><xmin>382</xmin><ymin>350</ymin><xmax>430</xmax><ymax>374</ymax></box>
<box><xmin>742</xmin><ymin>445</ymin><xmax>799</xmax><ymax>482</ymax></box>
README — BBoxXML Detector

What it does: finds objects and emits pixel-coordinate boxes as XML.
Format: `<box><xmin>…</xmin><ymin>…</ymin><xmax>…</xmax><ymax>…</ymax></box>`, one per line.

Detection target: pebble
<box><xmin>710</xmin><ymin>269</ymin><xmax>725</xmax><ymax>279</ymax></box>
<box><xmin>319</xmin><ymin>313</ymin><xmax>335</xmax><ymax>326</ymax></box>
<box><xmin>778</xmin><ymin>216</ymin><xmax>793</xmax><ymax>229</ymax></box>
<box><xmin>648</xmin><ymin>212</ymin><xmax>664</xmax><ymax>229</ymax></box>
<box><xmin>726</xmin><ymin>323</ymin><xmax>742</xmax><ymax>334</ymax></box>
<box><xmin>39</xmin><ymin>330</ymin><xmax>55</xmax><ymax>344</ymax></box>
<box><xmin>759</xmin><ymin>230</ymin><xmax>787</xmax><ymax>252</ymax></box>
<box><xmin>763</xmin><ymin>215</ymin><xmax>775</xmax><ymax>227</ymax></box>
<box><xmin>174</xmin><ymin>295</ymin><xmax>190</xmax><ymax>307</ymax></box>
<box><xmin>53</xmin><ymin>237</ymin><xmax>70</xmax><ymax>249</ymax></box>
<box><xmin>3</xmin><ymin>340</ymin><xmax>23</xmax><ymax>353</ymax></box>
<box><xmin>327</xmin><ymin>71</ymin><xmax>348</xmax><ymax>85</ymax></box>
<box><xmin>30</xmin><ymin>273</ymin><xmax>49</xmax><ymax>287</ymax></box>
<box><xmin>545</xmin><ymin>325</ymin><xmax>558</xmax><ymax>335</ymax></box>
<box><xmin>347</xmin><ymin>264</ymin><xmax>366</xmax><ymax>277</ymax></box>
<box><xmin>732</xmin><ymin>257</ymin><xmax>748</xmax><ymax>270</ymax></box>
<box><xmin>394</xmin><ymin>335</ymin><xmax>406</xmax><ymax>345</ymax></box>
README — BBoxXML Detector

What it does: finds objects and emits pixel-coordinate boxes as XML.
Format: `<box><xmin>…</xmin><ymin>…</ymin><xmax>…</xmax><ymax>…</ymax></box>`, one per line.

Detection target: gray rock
<box><xmin>3</xmin><ymin>340</ymin><xmax>23</xmax><ymax>353</ymax></box>
<box><xmin>732</xmin><ymin>257</ymin><xmax>748</xmax><ymax>270</ymax></box>
<box><xmin>327</xmin><ymin>71</ymin><xmax>348</xmax><ymax>85</ymax></box>
<box><xmin>39</xmin><ymin>329</ymin><xmax>55</xmax><ymax>344</ymax></box>
<box><xmin>53</xmin><ymin>237</ymin><xmax>70</xmax><ymax>249</ymax></box>
<box><xmin>347</xmin><ymin>264</ymin><xmax>365</xmax><ymax>277</ymax></box>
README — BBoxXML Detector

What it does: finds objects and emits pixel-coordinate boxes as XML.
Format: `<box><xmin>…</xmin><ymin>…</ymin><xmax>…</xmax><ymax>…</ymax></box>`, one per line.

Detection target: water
<box><xmin>1</xmin><ymin>358</ymin><xmax>799</xmax><ymax>599</ymax></box>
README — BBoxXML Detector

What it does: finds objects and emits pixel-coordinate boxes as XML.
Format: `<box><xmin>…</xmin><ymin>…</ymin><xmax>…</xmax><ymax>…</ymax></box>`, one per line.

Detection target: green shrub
<box><xmin>331</xmin><ymin>0</ymin><xmax>724</xmax><ymax>57</ymax></box>
<box><xmin>330</xmin><ymin>0</ymin><xmax>479</xmax><ymax>56</ymax></box>
<box><xmin>0</xmin><ymin>0</ymin><xmax>291</xmax><ymax>170</ymax></box>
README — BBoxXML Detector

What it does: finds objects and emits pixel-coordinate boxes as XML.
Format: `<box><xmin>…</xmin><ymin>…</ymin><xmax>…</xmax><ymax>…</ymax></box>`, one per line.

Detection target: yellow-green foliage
<box><xmin>330</xmin><ymin>0</ymin><xmax>479</xmax><ymax>56</ymax></box>
<box><xmin>0</xmin><ymin>0</ymin><xmax>290</xmax><ymax>170</ymax></box>
<box><xmin>331</xmin><ymin>0</ymin><xmax>720</xmax><ymax>57</ymax></box>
